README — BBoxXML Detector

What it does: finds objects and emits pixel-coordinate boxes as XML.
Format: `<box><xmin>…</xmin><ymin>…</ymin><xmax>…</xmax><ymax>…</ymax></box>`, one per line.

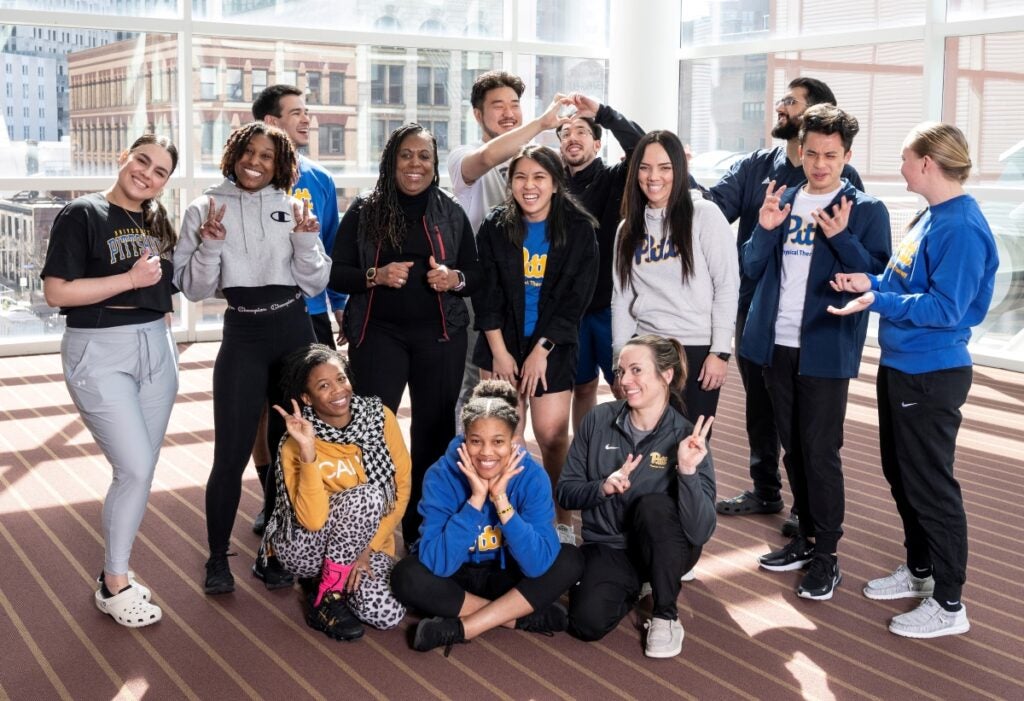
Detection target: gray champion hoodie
<box><xmin>173</xmin><ymin>178</ymin><xmax>331</xmax><ymax>301</ymax></box>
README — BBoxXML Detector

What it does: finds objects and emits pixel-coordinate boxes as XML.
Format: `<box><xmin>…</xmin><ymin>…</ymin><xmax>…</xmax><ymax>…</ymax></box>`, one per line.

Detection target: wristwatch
<box><xmin>452</xmin><ymin>270</ymin><xmax>466</xmax><ymax>292</ymax></box>
<box><xmin>715</xmin><ymin>352</ymin><xmax>731</xmax><ymax>361</ymax></box>
<box><xmin>365</xmin><ymin>267</ymin><xmax>377</xmax><ymax>286</ymax></box>
<box><xmin>538</xmin><ymin>337</ymin><xmax>556</xmax><ymax>352</ymax></box>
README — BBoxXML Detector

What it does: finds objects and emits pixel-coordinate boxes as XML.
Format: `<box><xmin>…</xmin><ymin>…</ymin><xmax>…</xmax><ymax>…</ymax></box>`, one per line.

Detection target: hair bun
<box><xmin>471</xmin><ymin>379</ymin><xmax>517</xmax><ymax>407</ymax></box>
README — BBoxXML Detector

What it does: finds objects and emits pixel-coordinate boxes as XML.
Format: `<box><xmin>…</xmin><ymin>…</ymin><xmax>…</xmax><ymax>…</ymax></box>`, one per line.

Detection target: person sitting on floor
<box><xmin>262</xmin><ymin>344</ymin><xmax>409</xmax><ymax>641</ymax></box>
<box><xmin>390</xmin><ymin>380</ymin><xmax>584</xmax><ymax>656</ymax></box>
<box><xmin>557</xmin><ymin>334</ymin><xmax>717</xmax><ymax>658</ymax></box>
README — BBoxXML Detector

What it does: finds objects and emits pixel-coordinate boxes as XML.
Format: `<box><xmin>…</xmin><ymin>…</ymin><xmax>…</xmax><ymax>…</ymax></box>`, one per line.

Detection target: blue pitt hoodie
<box><xmin>416</xmin><ymin>436</ymin><xmax>560</xmax><ymax>578</ymax></box>
<box><xmin>870</xmin><ymin>194</ymin><xmax>998</xmax><ymax>374</ymax></box>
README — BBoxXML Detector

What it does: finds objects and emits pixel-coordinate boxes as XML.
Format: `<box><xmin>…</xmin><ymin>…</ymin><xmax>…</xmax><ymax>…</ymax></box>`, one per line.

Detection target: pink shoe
<box><xmin>314</xmin><ymin>557</ymin><xmax>354</xmax><ymax>607</ymax></box>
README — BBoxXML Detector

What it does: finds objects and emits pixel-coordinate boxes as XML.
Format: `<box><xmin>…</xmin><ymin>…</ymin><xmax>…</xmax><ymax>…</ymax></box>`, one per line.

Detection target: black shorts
<box><xmin>475</xmin><ymin>339</ymin><xmax>578</xmax><ymax>397</ymax></box>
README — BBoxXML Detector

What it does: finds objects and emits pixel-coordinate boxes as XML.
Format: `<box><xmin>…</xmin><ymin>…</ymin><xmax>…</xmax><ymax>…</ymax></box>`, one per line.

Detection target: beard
<box><xmin>771</xmin><ymin>116</ymin><xmax>800</xmax><ymax>141</ymax></box>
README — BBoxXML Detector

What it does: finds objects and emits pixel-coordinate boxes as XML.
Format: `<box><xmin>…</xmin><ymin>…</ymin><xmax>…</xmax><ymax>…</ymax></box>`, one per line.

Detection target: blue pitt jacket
<box><xmin>740</xmin><ymin>179</ymin><xmax>891</xmax><ymax>378</ymax></box>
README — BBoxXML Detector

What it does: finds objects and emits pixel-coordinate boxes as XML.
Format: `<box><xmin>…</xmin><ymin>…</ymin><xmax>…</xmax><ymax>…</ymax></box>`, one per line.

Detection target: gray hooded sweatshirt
<box><xmin>174</xmin><ymin>178</ymin><xmax>330</xmax><ymax>301</ymax></box>
<box><xmin>611</xmin><ymin>191</ymin><xmax>739</xmax><ymax>356</ymax></box>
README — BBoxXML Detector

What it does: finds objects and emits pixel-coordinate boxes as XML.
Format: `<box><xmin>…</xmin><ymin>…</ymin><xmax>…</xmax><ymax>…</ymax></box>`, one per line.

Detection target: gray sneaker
<box><xmin>889</xmin><ymin>598</ymin><xmax>969</xmax><ymax>639</ymax></box>
<box><xmin>644</xmin><ymin>617</ymin><xmax>684</xmax><ymax>658</ymax></box>
<box><xmin>863</xmin><ymin>565</ymin><xmax>935</xmax><ymax>601</ymax></box>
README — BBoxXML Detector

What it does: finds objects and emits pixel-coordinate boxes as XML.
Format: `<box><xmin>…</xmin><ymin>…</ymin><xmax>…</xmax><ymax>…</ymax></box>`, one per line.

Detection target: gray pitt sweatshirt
<box><xmin>611</xmin><ymin>192</ymin><xmax>739</xmax><ymax>355</ymax></box>
<box><xmin>173</xmin><ymin>179</ymin><xmax>331</xmax><ymax>301</ymax></box>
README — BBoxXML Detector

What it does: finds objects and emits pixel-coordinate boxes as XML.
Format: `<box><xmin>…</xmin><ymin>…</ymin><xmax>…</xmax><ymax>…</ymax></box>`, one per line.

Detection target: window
<box><xmin>226</xmin><ymin>68</ymin><xmax>243</xmax><ymax>101</ymax></box>
<box><xmin>421</xmin><ymin>120</ymin><xmax>449</xmax><ymax>152</ymax></box>
<box><xmin>201</xmin><ymin>120</ymin><xmax>215</xmax><ymax>155</ymax></box>
<box><xmin>307</xmin><ymin>71</ymin><xmax>322</xmax><ymax>104</ymax></box>
<box><xmin>200</xmin><ymin>66</ymin><xmax>217</xmax><ymax>100</ymax></box>
<box><xmin>372</xmin><ymin>118</ymin><xmax>403</xmax><ymax>153</ymax></box>
<box><xmin>251</xmin><ymin>69</ymin><xmax>267</xmax><ymax>99</ymax></box>
<box><xmin>22</xmin><ymin>84</ymin><xmax>29</xmax><ymax>98</ymax></box>
<box><xmin>742</xmin><ymin>102</ymin><xmax>764</xmax><ymax>122</ymax></box>
<box><xmin>328</xmin><ymin>73</ymin><xmax>346</xmax><ymax>105</ymax></box>
<box><xmin>321</xmin><ymin>124</ymin><xmax>345</xmax><ymax>156</ymax></box>
<box><xmin>417</xmin><ymin>66</ymin><xmax>448</xmax><ymax>106</ymax></box>
<box><xmin>371</xmin><ymin>63</ymin><xmax>404</xmax><ymax>105</ymax></box>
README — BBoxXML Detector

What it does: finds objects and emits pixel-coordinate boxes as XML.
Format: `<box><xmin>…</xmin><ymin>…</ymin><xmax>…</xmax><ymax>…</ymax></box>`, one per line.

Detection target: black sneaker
<box><xmin>515</xmin><ymin>602</ymin><xmax>568</xmax><ymax>636</ymax></box>
<box><xmin>252</xmin><ymin>510</ymin><xmax>266</xmax><ymax>535</ymax></box>
<box><xmin>307</xmin><ymin>590</ymin><xmax>364</xmax><ymax>641</ymax></box>
<box><xmin>252</xmin><ymin>549</ymin><xmax>294</xmax><ymax>590</ymax></box>
<box><xmin>716</xmin><ymin>491</ymin><xmax>784</xmax><ymax>515</ymax></box>
<box><xmin>204</xmin><ymin>553</ymin><xmax>236</xmax><ymax>595</ymax></box>
<box><xmin>758</xmin><ymin>536</ymin><xmax>813</xmax><ymax>572</ymax></box>
<box><xmin>797</xmin><ymin>553</ymin><xmax>842</xmax><ymax>600</ymax></box>
<box><xmin>781</xmin><ymin>511</ymin><xmax>800</xmax><ymax>538</ymax></box>
<box><xmin>413</xmin><ymin>616</ymin><xmax>466</xmax><ymax>656</ymax></box>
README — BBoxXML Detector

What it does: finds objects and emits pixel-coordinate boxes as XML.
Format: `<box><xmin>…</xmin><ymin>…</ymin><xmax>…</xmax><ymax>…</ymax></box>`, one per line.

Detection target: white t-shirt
<box><xmin>447</xmin><ymin>142</ymin><xmax>511</xmax><ymax>233</ymax></box>
<box><xmin>774</xmin><ymin>185</ymin><xmax>841</xmax><ymax>347</ymax></box>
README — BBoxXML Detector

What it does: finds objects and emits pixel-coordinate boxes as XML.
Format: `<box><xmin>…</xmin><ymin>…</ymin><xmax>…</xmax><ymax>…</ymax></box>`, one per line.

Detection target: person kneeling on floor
<box><xmin>261</xmin><ymin>344</ymin><xmax>409</xmax><ymax>641</ymax></box>
<box><xmin>391</xmin><ymin>380</ymin><xmax>584</xmax><ymax>656</ymax></box>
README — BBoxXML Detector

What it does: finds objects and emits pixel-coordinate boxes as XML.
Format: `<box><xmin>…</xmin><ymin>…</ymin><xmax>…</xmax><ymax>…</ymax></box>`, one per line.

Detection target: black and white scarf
<box><xmin>262</xmin><ymin>395</ymin><xmax>397</xmax><ymax>553</ymax></box>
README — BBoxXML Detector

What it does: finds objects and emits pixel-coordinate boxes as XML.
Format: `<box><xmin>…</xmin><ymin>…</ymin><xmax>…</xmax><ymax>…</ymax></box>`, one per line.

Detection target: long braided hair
<box><xmin>361</xmin><ymin>123</ymin><xmax>439</xmax><ymax>249</ymax></box>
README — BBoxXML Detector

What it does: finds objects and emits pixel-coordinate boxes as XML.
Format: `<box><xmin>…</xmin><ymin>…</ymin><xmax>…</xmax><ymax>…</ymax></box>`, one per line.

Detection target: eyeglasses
<box><xmin>775</xmin><ymin>96</ymin><xmax>806</xmax><ymax>108</ymax></box>
<box><xmin>558</xmin><ymin>126</ymin><xmax>595</xmax><ymax>141</ymax></box>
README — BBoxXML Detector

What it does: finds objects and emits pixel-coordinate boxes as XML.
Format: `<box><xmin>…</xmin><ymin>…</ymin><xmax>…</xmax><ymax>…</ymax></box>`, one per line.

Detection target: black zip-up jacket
<box><xmin>565</xmin><ymin>104</ymin><xmax>645</xmax><ymax>313</ymax></box>
<box><xmin>556</xmin><ymin>400</ymin><xmax>717</xmax><ymax>549</ymax></box>
<box><xmin>471</xmin><ymin>207</ymin><xmax>598</xmax><ymax>367</ymax></box>
<box><xmin>330</xmin><ymin>186</ymin><xmax>480</xmax><ymax>347</ymax></box>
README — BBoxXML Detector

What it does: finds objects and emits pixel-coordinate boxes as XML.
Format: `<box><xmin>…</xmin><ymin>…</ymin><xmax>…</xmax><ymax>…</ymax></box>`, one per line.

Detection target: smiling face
<box><xmin>267</xmin><ymin>94</ymin><xmax>310</xmax><ymax>148</ymax></box>
<box><xmin>395</xmin><ymin>131</ymin><xmax>436</xmax><ymax>197</ymax></box>
<box><xmin>771</xmin><ymin>86</ymin><xmax>808</xmax><ymax>141</ymax></box>
<box><xmin>616</xmin><ymin>344</ymin><xmax>673</xmax><ymax>413</ymax></box>
<box><xmin>899</xmin><ymin>145</ymin><xmax>927</xmax><ymax>196</ymax></box>
<box><xmin>474</xmin><ymin>86</ymin><xmax>522</xmax><ymax>141</ymax></box>
<box><xmin>301</xmin><ymin>359</ymin><xmax>352</xmax><ymax>428</ymax></box>
<box><xmin>511</xmin><ymin>156</ymin><xmax>555</xmax><ymax>223</ymax></box>
<box><xmin>233</xmin><ymin>133</ymin><xmax>277</xmax><ymax>192</ymax></box>
<box><xmin>799</xmin><ymin>130</ymin><xmax>851</xmax><ymax>195</ymax></box>
<box><xmin>464</xmin><ymin>416</ymin><xmax>514</xmax><ymax>481</ymax></box>
<box><xmin>559</xmin><ymin>118</ymin><xmax>600</xmax><ymax>172</ymax></box>
<box><xmin>637</xmin><ymin>142</ymin><xmax>674</xmax><ymax>209</ymax></box>
<box><xmin>112</xmin><ymin>143</ymin><xmax>174</xmax><ymax>208</ymax></box>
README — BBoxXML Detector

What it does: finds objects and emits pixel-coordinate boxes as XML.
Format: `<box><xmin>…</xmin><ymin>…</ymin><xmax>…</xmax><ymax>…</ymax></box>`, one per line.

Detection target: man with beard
<box><xmin>698</xmin><ymin>78</ymin><xmax>865</xmax><ymax>534</ymax></box>
<box><xmin>555</xmin><ymin>94</ymin><xmax>644</xmax><ymax>433</ymax></box>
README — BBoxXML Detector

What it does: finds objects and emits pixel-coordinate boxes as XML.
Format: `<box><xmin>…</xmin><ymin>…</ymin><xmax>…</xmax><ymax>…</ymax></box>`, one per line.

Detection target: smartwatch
<box><xmin>365</xmin><ymin>267</ymin><xmax>377</xmax><ymax>286</ymax></box>
<box><xmin>452</xmin><ymin>270</ymin><xmax>466</xmax><ymax>292</ymax></box>
<box><xmin>538</xmin><ymin>337</ymin><xmax>555</xmax><ymax>352</ymax></box>
<box><xmin>715</xmin><ymin>352</ymin><xmax>731</xmax><ymax>361</ymax></box>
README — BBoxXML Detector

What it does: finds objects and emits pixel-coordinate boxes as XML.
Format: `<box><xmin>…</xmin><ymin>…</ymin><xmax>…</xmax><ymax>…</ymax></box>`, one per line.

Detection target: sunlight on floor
<box><xmin>787</xmin><ymin>651</ymin><xmax>836</xmax><ymax>701</ymax></box>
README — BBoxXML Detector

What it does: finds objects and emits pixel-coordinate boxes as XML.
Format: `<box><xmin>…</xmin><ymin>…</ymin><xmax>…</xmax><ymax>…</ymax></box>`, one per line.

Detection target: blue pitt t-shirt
<box><xmin>522</xmin><ymin>220</ymin><xmax>549</xmax><ymax>338</ymax></box>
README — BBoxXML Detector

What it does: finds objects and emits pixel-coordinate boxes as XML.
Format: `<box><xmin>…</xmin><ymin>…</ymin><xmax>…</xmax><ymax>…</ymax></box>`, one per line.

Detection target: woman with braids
<box><xmin>174</xmin><ymin>122</ymin><xmax>330</xmax><ymax>595</ymax></box>
<box><xmin>472</xmin><ymin>144</ymin><xmax>598</xmax><ymax>545</ymax></box>
<box><xmin>611</xmin><ymin>130</ymin><xmax>739</xmax><ymax>434</ymax></box>
<box><xmin>330</xmin><ymin>123</ymin><xmax>480</xmax><ymax>545</ymax></box>
<box><xmin>390</xmin><ymin>380</ymin><xmax>583</xmax><ymax>656</ymax></box>
<box><xmin>42</xmin><ymin>133</ymin><xmax>179</xmax><ymax>628</ymax></box>
<box><xmin>557</xmin><ymin>334</ymin><xmax>717</xmax><ymax>658</ymax></box>
<box><xmin>263</xmin><ymin>344</ymin><xmax>409</xmax><ymax>641</ymax></box>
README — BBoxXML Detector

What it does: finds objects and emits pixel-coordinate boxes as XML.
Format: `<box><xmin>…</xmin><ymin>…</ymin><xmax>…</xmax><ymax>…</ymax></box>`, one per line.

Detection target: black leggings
<box><xmin>348</xmin><ymin>320</ymin><xmax>466</xmax><ymax>544</ymax></box>
<box><xmin>390</xmin><ymin>544</ymin><xmax>583</xmax><ymax>617</ymax></box>
<box><xmin>207</xmin><ymin>290</ymin><xmax>314</xmax><ymax>556</ymax></box>
<box><xmin>568</xmin><ymin>493</ymin><xmax>701</xmax><ymax>641</ymax></box>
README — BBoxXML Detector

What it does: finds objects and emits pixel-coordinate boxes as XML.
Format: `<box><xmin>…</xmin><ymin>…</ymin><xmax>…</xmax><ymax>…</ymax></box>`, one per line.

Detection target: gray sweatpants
<box><xmin>61</xmin><ymin>318</ymin><xmax>179</xmax><ymax>575</ymax></box>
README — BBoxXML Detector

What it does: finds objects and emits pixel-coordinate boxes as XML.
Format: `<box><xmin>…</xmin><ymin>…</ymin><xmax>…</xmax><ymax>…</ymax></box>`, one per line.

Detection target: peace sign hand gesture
<box><xmin>291</xmin><ymin>199</ymin><xmax>320</xmax><ymax>233</ymax></box>
<box><xmin>758</xmin><ymin>180</ymin><xmax>791</xmax><ymax>230</ymax></box>
<box><xmin>272</xmin><ymin>399</ymin><xmax>316</xmax><ymax>462</ymax></box>
<box><xmin>602</xmin><ymin>452</ymin><xmax>644</xmax><ymax>496</ymax></box>
<box><xmin>200</xmin><ymin>196</ymin><xmax>227</xmax><ymax>240</ymax></box>
<box><xmin>677</xmin><ymin>415</ymin><xmax>713</xmax><ymax>475</ymax></box>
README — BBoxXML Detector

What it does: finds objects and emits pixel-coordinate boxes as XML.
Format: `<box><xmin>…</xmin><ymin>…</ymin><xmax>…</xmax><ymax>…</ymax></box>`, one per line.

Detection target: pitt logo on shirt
<box><xmin>470</xmin><ymin>524</ymin><xmax>504</xmax><ymax>553</ymax></box>
<box><xmin>634</xmin><ymin>233</ymin><xmax>678</xmax><ymax>265</ymax></box>
<box><xmin>649</xmin><ymin>452</ymin><xmax>669</xmax><ymax>468</ymax></box>
<box><xmin>523</xmin><ymin>248</ymin><xmax>547</xmax><ymax>284</ymax></box>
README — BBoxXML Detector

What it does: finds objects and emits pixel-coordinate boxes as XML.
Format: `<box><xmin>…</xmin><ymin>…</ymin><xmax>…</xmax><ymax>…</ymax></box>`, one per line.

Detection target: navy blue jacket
<box><xmin>740</xmin><ymin>179</ymin><xmax>891</xmax><ymax>378</ymax></box>
<box><xmin>694</xmin><ymin>146</ymin><xmax>864</xmax><ymax>309</ymax></box>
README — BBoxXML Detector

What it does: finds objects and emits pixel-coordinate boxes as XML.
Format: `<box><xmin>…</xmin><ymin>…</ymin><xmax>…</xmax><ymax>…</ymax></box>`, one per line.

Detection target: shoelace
<box><xmin>516</xmin><ymin>613</ymin><xmax>556</xmax><ymax>636</ymax></box>
<box><xmin>207</xmin><ymin>552</ymin><xmax>237</xmax><ymax>575</ymax></box>
<box><xmin>805</xmin><ymin>554</ymin><xmax>832</xmax><ymax>582</ymax></box>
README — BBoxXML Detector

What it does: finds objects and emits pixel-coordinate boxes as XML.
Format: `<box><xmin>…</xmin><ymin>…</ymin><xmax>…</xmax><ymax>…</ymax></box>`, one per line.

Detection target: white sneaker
<box><xmin>863</xmin><ymin>564</ymin><xmax>934</xmax><ymax>600</ymax></box>
<box><xmin>681</xmin><ymin>568</ymin><xmax>696</xmax><ymax>582</ymax></box>
<box><xmin>555</xmin><ymin>523</ymin><xmax>577</xmax><ymax>546</ymax></box>
<box><xmin>644</xmin><ymin>617</ymin><xmax>684</xmax><ymax>658</ymax></box>
<box><xmin>889</xmin><ymin>598</ymin><xmax>969</xmax><ymax>639</ymax></box>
